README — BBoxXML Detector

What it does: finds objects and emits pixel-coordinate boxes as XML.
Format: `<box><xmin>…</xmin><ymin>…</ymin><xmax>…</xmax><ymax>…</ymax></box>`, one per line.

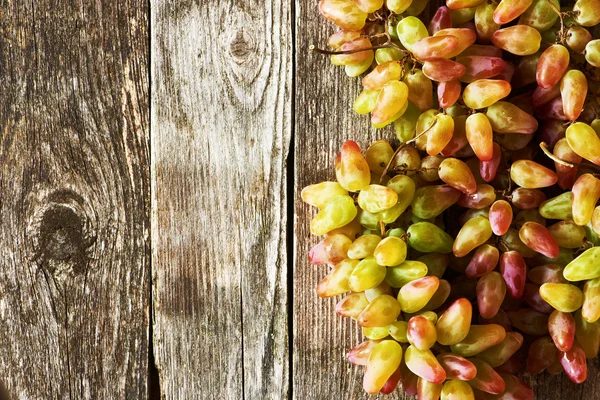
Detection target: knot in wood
<box><xmin>29</xmin><ymin>189</ymin><xmax>96</xmax><ymax>278</ymax></box>
<box><xmin>228</xmin><ymin>28</ymin><xmax>257</xmax><ymax>64</ymax></box>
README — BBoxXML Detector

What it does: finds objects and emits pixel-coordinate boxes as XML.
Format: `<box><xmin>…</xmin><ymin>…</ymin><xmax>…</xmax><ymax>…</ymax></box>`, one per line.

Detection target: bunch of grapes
<box><xmin>303</xmin><ymin>0</ymin><xmax>600</xmax><ymax>398</ymax></box>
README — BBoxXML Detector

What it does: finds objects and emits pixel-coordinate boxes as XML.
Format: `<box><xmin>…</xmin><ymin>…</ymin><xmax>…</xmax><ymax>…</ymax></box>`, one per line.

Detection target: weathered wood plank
<box><xmin>0</xmin><ymin>1</ymin><xmax>149</xmax><ymax>398</ymax></box>
<box><xmin>150</xmin><ymin>1</ymin><xmax>292</xmax><ymax>398</ymax></box>
<box><xmin>293</xmin><ymin>1</ymin><xmax>599</xmax><ymax>400</ymax></box>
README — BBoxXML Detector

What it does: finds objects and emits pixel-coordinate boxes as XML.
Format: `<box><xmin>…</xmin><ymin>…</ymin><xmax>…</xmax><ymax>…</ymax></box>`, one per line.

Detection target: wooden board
<box><xmin>150</xmin><ymin>0</ymin><xmax>292</xmax><ymax>398</ymax></box>
<box><xmin>0</xmin><ymin>0</ymin><xmax>149</xmax><ymax>398</ymax></box>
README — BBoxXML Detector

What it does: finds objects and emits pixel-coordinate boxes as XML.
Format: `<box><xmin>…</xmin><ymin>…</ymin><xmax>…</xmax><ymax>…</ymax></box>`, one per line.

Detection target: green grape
<box><xmin>548</xmin><ymin>221</ymin><xmax>586</xmax><ymax>249</ymax></box>
<box><xmin>476</xmin><ymin>331</ymin><xmax>523</xmax><ymax>367</ymax></box>
<box><xmin>365</xmin><ymin>140</ymin><xmax>394</xmax><ymax>174</ymax></box>
<box><xmin>450</xmin><ymin>324</ymin><xmax>506</xmax><ymax>357</ymax></box>
<box><xmin>407</xmin><ymin>222</ymin><xmax>454</xmax><ymax>253</ymax></box>
<box><xmin>405</xmin><ymin>0</ymin><xmax>430</xmax><ymax>15</ymax></box>
<box><xmin>404</xmin><ymin>69</ymin><xmax>434</xmax><ymax>112</ymax></box>
<box><xmin>574</xmin><ymin>0</ymin><xmax>600</xmax><ymax>26</ymax></box>
<box><xmin>450</xmin><ymin>7</ymin><xmax>478</xmax><ymax>25</ymax></box>
<box><xmin>563</xmin><ymin>247</ymin><xmax>600</xmax><ymax>281</ymax></box>
<box><xmin>394</xmin><ymin>101</ymin><xmax>420</xmax><ymax>142</ymax></box>
<box><xmin>363</xmin><ymin>325</ymin><xmax>391</xmax><ymax>340</ymax></box>
<box><xmin>389</xmin><ymin>320</ymin><xmax>409</xmax><ymax>342</ymax></box>
<box><xmin>365</xmin><ymin>281</ymin><xmax>393</xmax><ymax>301</ymax></box>
<box><xmin>411</xmin><ymin>185</ymin><xmax>462</xmax><ymax>219</ymax></box>
<box><xmin>380</xmin><ymin>174</ymin><xmax>416</xmax><ymax>223</ymax></box>
<box><xmin>539</xmin><ymin>191</ymin><xmax>573</xmax><ymax>220</ymax></box>
<box><xmin>345</xmin><ymin>51</ymin><xmax>374</xmax><ymax>77</ymax></box>
<box><xmin>375</xmin><ymin>47</ymin><xmax>403</xmax><ymax>64</ymax></box>
<box><xmin>486</xmin><ymin>101</ymin><xmax>538</xmax><ymax>133</ymax></box>
<box><xmin>574</xmin><ymin>309</ymin><xmax>600</xmax><ymax>359</ymax></box>
<box><xmin>358</xmin><ymin>209</ymin><xmax>380</xmax><ymax>230</ymax></box>
<box><xmin>348</xmin><ymin>256</ymin><xmax>387</xmax><ymax>291</ymax></box>
<box><xmin>386</xmin><ymin>260</ymin><xmax>428</xmax><ymax>288</ymax></box>
<box><xmin>519</xmin><ymin>0</ymin><xmax>559</xmax><ymax>30</ymax></box>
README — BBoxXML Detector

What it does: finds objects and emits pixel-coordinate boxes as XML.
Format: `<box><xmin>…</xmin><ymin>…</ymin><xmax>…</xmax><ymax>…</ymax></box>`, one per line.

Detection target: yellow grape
<box><xmin>354</xmin><ymin>89</ymin><xmax>380</xmax><ymax>115</ymax></box>
<box><xmin>466</xmin><ymin>113</ymin><xmax>493</xmax><ymax>161</ymax></box>
<box><xmin>563</xmin><ymin>247</ymin><xmax>600</xmax><ymax>282</ymax></box>
<box><xmin>561</xmin><ymin>70</ymin><xmax>588</xmax><ymax>121</ymax></box>
<box><xmin>316</xmin><ymin>258</ymin><xmax>358</xmax><ymax>297</ymax></box>
<box><xmin>380</xmin><ymin>175</ymin><xmax>416</xmax><ymax>223</ymax></box>
<box><xmin>348</xmin><ymin>234</ymin><xmax>382</xmax><ymax>259</ymax></box>
<box><xmin>358</xmin><ymin>295</ymin><xmax>402</xmax><ymax>327</ymax></box>
<box><xmin>474</xmin><ymin>2</ymin><xmax>500</xmax><ymax>44</ymax></box>
<box><xmin>330</xmin><ymin>37</ymin><xmax>372</xmax><ymax>66</ymax></box>
<box><xmin>566</xmin><ymin>122</ymin><xmax>600</xmax><ymax>166</ymax></box>
<box><xmin>385</xmin><ymin>260</ymin><xmax>428</xmax><ymax>288</ymax></box>
<box><xmin>375</xmin><ymin>47</ymin><xmax>403</xmax><ymax>64</ymax></box>
<box><xmin>373</xmin><ymin>236</ymin><xmax>408</xmax><ymax>266</ymax></box>
<box><xmin>491</xmin><ymin>25</ymin><xmax>541</xmax><ymax>56</ymax></box>
<box><xmin>572</xmin><ymin>174</ymin><xmax>600</xmax><ymax>226</ymax></box>
<box><xmin>362</xmin><ymin>326</ymin><xmax>391</xmax><ymax>340</ymax></box>
<box><xmin>318</xmin><ymin>0</ymin><xmax>368</xmax><ymax>31</ymax></box>
<box><xmin>357</xmin><ymin>184</ymin><xmax>398</xmax><ymax>213</ymax></box>
<box><xmin>439</xmin><ymin>157</ymin><xmax>477</xmax><ymax>194</ymax></box>
<box><xmin>574</xmin><ymin>0</ymin><xmax>600</xmax><ymax>26</ymax></box>
<box><xmin>301</xmin><ymin>181</ymin><xmax>348</xmax><ymax>208</ymax></box>
<box><xmin>510</xmin><ymin>160</ymin><xmax>558</xmax><ymax>189</ymax></box>
<box><xmin>427</xmin><ymin>113</ymin><xmax>455</xmax><ymax>156</ymax></box>
<box><xmin>519</xmin><ymin>0</ymin><xmax>559</xmax><ymax>30</ymax></box>
<box><xmin>363</xmin><ymin>341</ymin><xmax>403</xmax><ymax>394</ymax></box>
<box><xmin>372</xmin><ymin>80</ymin><xmax>409</xmax><ymax>125</ymax></box>
<box><xmin>335</xmin><ymin>140</ymin><xmax>370</xmax><ymax>192</ymax></box>
<box><xmin>441</xmin><ymin>380</ymin><xmax>474</xmax><ymax>400</ymax></box>
<box><xmin>462</xmin><ymin>79</ymin><xmax>511</xmax><ymax>109</ymax></box>
<box><xmin>485</xmin><ymin>101</ymin><xmax>538</xmax><ymax>134</ymax></box>
<box><xmin>540</xmin><ymin>283</ymin><xmax>584</xmax><ymax>313</ymax></box>
<box><xmin>395</xmin><ymin>101</ymin><xmax>420</xmax><ymax>143</ymax></box>
<box><xmin>585</xmin><ymin>39</ymin><xmax>600</xmax><ymax>67</ymax></box>
<box><xmin>453</xmin><ymin>216</ymin><xmax>493</xmax><ymax>257</ymax></box>
<box><xmin>372</xmin><ymin>97</ymin><xmax>408</xmax><ymax>128</ymax></box>
<box><xmin>310</xmin><ymin>195</ymin><xmax>358</xmax><ymax>236</ymax></box>
<box><xmin>447</xmin><ymin>0</ymin><xmax>485</xmax><ymax>10</ymax></box>
<box><xmin>434</xmin><ymin>28</ymin><xmax>477</xmax><ymax>58</ymax></box>
<box><xmin>345</xmin><ymin>51</ymin><xmax>374</xmax><ymax>77</ymax></box>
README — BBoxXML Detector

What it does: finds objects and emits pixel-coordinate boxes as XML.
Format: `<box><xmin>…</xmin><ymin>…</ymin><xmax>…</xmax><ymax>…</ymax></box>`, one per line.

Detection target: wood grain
<box><xmin>293</xmin><ymin>2</ymin><xmax>599</xmax><ymax>400</ymax></box>
<box><xmin>150</xmin><ymin>0</ymin><xmax>292</xmax><ymax>398</ymax></box>
<box><xmin>0</xmin><ymin>0</ymin><xmax>149</xmax><ymax>398</ymax></box>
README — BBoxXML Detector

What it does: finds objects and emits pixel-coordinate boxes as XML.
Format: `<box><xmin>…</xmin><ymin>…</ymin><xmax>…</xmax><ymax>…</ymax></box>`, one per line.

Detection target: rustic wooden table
<box><xmin>0</xmin><ymin>0</ymin><xmax>598</xmax><ymax>399</ymax></box>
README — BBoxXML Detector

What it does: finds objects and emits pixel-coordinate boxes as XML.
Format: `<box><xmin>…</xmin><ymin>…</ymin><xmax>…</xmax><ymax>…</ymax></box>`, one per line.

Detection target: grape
<box><xmin>585</xmin><ymin>39</ymin><xmax>600</xmax><ymax>67</ymax></box>
<box><xmin>480</xmin><ymin>143</ymin><xmax>502</xmax><ymax>183</ymax></box>
<box><xmin>348</xmin><ymin>339</ymin><xmax>379</xmax><ymax>366</ymax></box>
<box><xmin>335</xmin><ymin>140</ymin><xmax>370</xmax><ymax>192</ymax></box>
<box><xmin>499</xmin><ymin>251</ymin><xmax>526</xmax><ymax>299</ymax></box>
<box><xmin>548</xmin><ymin>221</ymin><xmax>586</xmax><ymax>249</ymax></box>
<box><xmin>553</xmin><ymin>138</ymin><xmax>582</xmax><ymax>189</ymax></box>
<box><xmin>412</xmin><ymin>185</ymin><xmax>462</xmax><ymax>219</ymax></box>
<box><xmin>407</xmin><ymin>222</ymin><xmax>454</xmax><ymax>253</ymax></box>
<box><xmin>559</xmin><ymin>341</ymin><xmax>588</xmax><ymax>384</ymax></box>
<box><xmin>358</xmin><ymin>295</ymin><xmax>402</xmax><ymax>327</ymax></box>
<box><xmin>466</xmin><ymin>244</ymin><xmax>499</xmax><ymax>279</ymax></box>
<box><xmin>419</xmin><ymin>155</ymin><xmax>444</xmax><ymax>182</ymax></box>
<box><xmin>476</xmin><ymin>331</ymin><xmax>523</xmax><ymax>368</ymax></box>
<box><xmin>447</xmin><ymin>0</ymin><xmax>484</xmax><ymax>9</ymax></box>
<box><xmin>526</xmin><ymin>336</ymin><xmax>559</xmax><ymax>374</ymax></box>
<box><xmin>532</xmin><ymin>84</ymin><xmax>560</xmax><ymax>108</ymax></box>
<box><xmin>423</xmin><ymin>58</ymin><xmax>467</xmax><ymax>82</ymax></box>
<box><xmin>439</xmin><ymin>157</ymin><xmax>477</xmax><ymax>194</ymax></box>
<box><xmin>363</xmin><ymin>325</ymin><xmax>392</xmax><ymax>340</ymax></box>
<box><xmin>318</xmin><ymin>0</ymin><xmax>368</xmax><ymax>30</ymax></box>
<box><xmin>354</xmin><ymin>89</ymin><xmax>380</xmax><ymax>114</ymax></box>
<box><xmin>418</xmin><ymin>377</ymin><xmax>443</xmax><ymax>400</ymax></box>
<box><xmin>474</xmin><ymin>2</ymin><xmax>500</xmax><ymax>44</ymax></box>
<box><xmin>436</xmin><ymin>298</ymin><xmax>473</xmax><ymax>345</ymax></box>
<box><xmin>498</xmin><ymin>374</ymin><xmax>534</xmax><ymax>400</ymax></box>
<box><xmin>442</xmin><ymin>115</ymin><xmax>468</xmax><ymax>156</ymax></box>
<box><xmin>375</xmin><ymin>47</ymin><xmax>403</xmax><ymax>64</ymax></box>
<box><xmin>363</xmin><ymin>340</ymin><xmax>403</xmax><ymax>394</ymax></box>
<box><xmin>386</xmin><ymin>260</ymin><xmax>428</xmax><ymax>288</ymax></box>
<box><xmin>405</xmin><ymin>345</ymin><xmax>447</xmax><ymax>384</ymax></box>
<box><xmin>388</xmin><ymin>320</ymin><xmax>409</xmax><ymax>342</ymax></box>
<box><xmin>502</xmin><ymin>228</ymin><xmax>536</xmax><ymax>258</ymax></box>
<box><xmin>397</xmin><ymin>16</ymin><xmax>429</xmax><ymax>52</ymax></box>
<box><xmin>457</xmin><ymin>184</ymin><xmax>496</xmax><ymax>209</ymax></box>
<box><xmin>372</xmin><ymin>80</ymin><xmax>409</xmax><ymax>125</ymax></box>
<box><xmin>438</xmin><ymin>80</ymin><xmax>462</xmax><ymax>109</ymax></box>
<box><xmin>519</xmin><ymin>221</ymin><xmax>560</xmax><ymax>258</ymax></box>
<box><xmin>519</xmin><ymin>0</ymin><xmax>560</xmax><ymax>30</ymax></box>
<box><xmin>362</xmin><ymin>63</ymin><xmax>402</xmax><ymax>91</ymax></box>
<box><xmin>310</xmin><ymin>195</ymin><xmax>358</xmax><ymax>236</ymax></box>
<box><xmin>522</xmin><ymin>283</ymin><xmax>554</xmax><ymax>314</ymax></box>
<box><xmin>330</xmin><ymin>37</ymin><xmax>373</xmax><ymax>66</ymax></box>
<box><xmin>373</xmin><ymin>236</ymin><xmax>408</xmax><ymax>266</ymax></box>
<box><xmin>437</xmin><ymin>353</ymin><xmax>477</xmax><ymax>381</ymax></box>
<box><xmin>572</xmin><ymin>174</ymin><xmax>600</xmax><ymax>226</ymax></box>
<box><xmin>582</xmin><ymin>277</ymin><xmax>600</xmax><ymax>323</ymax></box>
<box><xmin>413</xmin><ymin>35</ymin><xmax>460</xmax><ymax>61</ymax></box>
<box><xmin>379</xmin><ymin>366</ymin><xmax>402</xmax><ymax>394</ymax></box>
<box><xmin>453</xmin><ymin>216</ymin><xmax>493</xmax><ymax>257</ymax></box>
<box><xmin>536</xmin><ymin>44</ymin><xmax>569</xmax><ymax>89</ymax></box>
<box><xmin>407</xmin><ymin>315</ymin><xmax>438</xmax><ymax>350</ymax></box>
<box><xmin>404</xmin><ymin>69</ymin><xmax>435</xmax><ymax>112</ymax></box>
<box><xmin>317</xmin><ymin>258</ymin><xmax>358</xmax><ymax>297</ymax></box>
<box><xmin>560</xmin><ymin>70</ymin><xmax>588</xmax><ymax>121</ymax></box>
<box><xmin>485</xmin><ymin>102</ymin><xmax>538</xmax><ymax>134</ymax></box>
<box><xmin>465</xmin><ymin>113</ymin><xmax>493</xmax><ymax>161</ymax></box>
<box><xmin>397</xmin><ymin>276</ymin><xmax>440</xmax><ymax>313</ymax></box>
<box><xmin>511</xmin><ymin>188</ymin><xmax>546</xmax><ymax>210</ymax></box>
<box><xmin>386</xmin><ymin>0</ymin><xmax>412</xmax><ymax>13</ymax></box>
<box><xmin>461</xmin><ymin>44</ymin><xmax>503</xmax><ymax>58</ymax></box>
<box><xmin>450</xmin><ymin>8</ymin><xmax>477</xmax><ymax>26</ymax></box>
<box><xmin>309</xmin><ymin>233</ymin><xmax>352</xmax><ymax>265</ymax></box>
<box><xmin>539</xmin><ymin>191</ymin><xmax>573</xmax><ymax>220</ymax></box>
<box><xmin>405</xmin><ymin>0</ymin><xmax>431</xmax><ymax>15</ymax></box>
<box><xmin>493</xmin><ymin>0</ymin><xmax>533</xmax><ymax>24</ymax></box>
<box><xmin>548</xmin><ymin>310</ymin><xmax>576</xmax><ymax>352</ymax></box>
<box><xmin>574</xmin><ymin>309</ymin><xmax>600</xmax><ymax>358</ymax></box>
<box><xmin>301</xmin><ymin>181</ymin><xmax>348</xmax><ymax>209</ymax></box>
<box><xmin>336</xmin><ymin>292</ymin><xmax>369</xmax><ymax>318</ymax></box>
<box><xmin>467</xmin><ymin>358</ymin><xmax>506</xmax><ymax>394</ymax></box>
<box><xmin>574</xmin><ymin>0</ymin><xmax>600</xmax><ymax>26</ymax></box>
<box><xmin>442</xmin><ymin>379</ymin><xmax>475</xmax><ymax>400</ymax></box>
<box><xmin>507</xmin><ymin>308</ymin><xmax>549</xmax><ymax>336</ymax></box>
<box><xmin>353</xmin><ymin>0</ymin><xmax>384</xmax><ymax>13</ymax></box>
<box><xmin>510</xmin><ymin>160</ymin><xmax>557</xmax><ymax>189</ymax></box>
<box><xmin>477</xmin><ymin>271</ymin><xmax>506</xmax><ymax>320</ymax></box>
<box><xmin>528</xmin><ymin>264</ymin><xmax>567</xmax><ymax>285</ymax></box>
<box><xmin>566</xmin><ymin>25</ymin><xmax>592</xmax><ymax>52</ymax></box>
<box><xmin>429</xmin><ymin>5</ymin><xmax>453</xmax><ymax>34</ymax></box>
<box><xmin>491</xmin><ymin>25</ymin><xmax>541</xmax><ymax>56</ymax></box>
<box><xmin>539</xmin><ymin>283</ymin><xmax>584</xmax><ymax>313</ymax></box>
<box><xmin>365</xmin><ymin>281</ymin><xmax>393</xmax><ymax>301</ymax></box>
<box><xmin>348</xmin><ymin>257</ymin><xmax>386</xmax><ymax>292</ymax></box>
<box><xmin>381</xmin><ymin>174</ymin><xmax>416</xmax><ymax>223</ymax></box>
<box><xmin>566</xmin><ymin>122</ymin><xmax>600</xmax><ymax>166</ymax></box>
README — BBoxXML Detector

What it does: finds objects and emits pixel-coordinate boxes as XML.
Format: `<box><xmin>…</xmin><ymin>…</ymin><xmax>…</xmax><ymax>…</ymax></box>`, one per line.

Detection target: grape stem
<box><xmin>539</xmin><ymin>142</ymin><xmax>575</xmax><ymax>167</ymax></box>
<box><xmin>379</xmin><ymin>118</ymin><xmax>438</xmax><ymax>183</ymax></box>
<box><xmin>379</xmin><ymin>220</ymin><xmax>386</xmax><ymax>237</ymax></box>
<box><xmin>546</xmin><ymin>0</ymin><xmax>567</xmax><ymax>44</ymax></box>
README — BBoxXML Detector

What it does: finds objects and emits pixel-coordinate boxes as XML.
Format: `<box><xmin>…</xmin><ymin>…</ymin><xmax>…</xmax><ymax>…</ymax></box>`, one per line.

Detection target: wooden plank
<box><xmin>150</xmin><ymin>1</ymin><xmax>291</xmax><ymax>398</ymax></box>
<box><xmin>0</xmin><ymin>0</ymin><xmax>149</xmax><ymax>398</ymax></box>
<box><xmin>293</xmin><ymin>2</ymin><xmax>599</xmax><ymax>400</ymax></box>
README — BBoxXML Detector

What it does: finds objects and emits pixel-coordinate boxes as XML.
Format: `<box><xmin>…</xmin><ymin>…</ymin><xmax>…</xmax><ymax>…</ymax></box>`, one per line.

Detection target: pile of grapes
<box><xmin>303</xmin><ymin>0</ymin><xmax>600</xmax><ymax>398</ymax></box>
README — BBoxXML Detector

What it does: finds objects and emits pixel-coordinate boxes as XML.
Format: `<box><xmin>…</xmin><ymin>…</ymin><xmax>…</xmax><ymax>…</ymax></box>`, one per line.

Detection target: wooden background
<box><xmin>0</xmin><ymin>0</ymin><xmax>597</xmax><ymax>399</ymax></box>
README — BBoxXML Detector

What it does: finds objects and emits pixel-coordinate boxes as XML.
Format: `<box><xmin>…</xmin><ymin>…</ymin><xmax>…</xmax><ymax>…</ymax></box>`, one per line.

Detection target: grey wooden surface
<box><xmin>0</xmin><ymin>0</ymin><xmax>598</xmax><ymax>399</ymax></box>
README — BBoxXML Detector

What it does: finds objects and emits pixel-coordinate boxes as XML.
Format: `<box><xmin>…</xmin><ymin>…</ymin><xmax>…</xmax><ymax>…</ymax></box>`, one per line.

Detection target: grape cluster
<box><xmin>304</xmin><ymin>0</ymin><xmax>600</xmax><ymax>398</ymax></box>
